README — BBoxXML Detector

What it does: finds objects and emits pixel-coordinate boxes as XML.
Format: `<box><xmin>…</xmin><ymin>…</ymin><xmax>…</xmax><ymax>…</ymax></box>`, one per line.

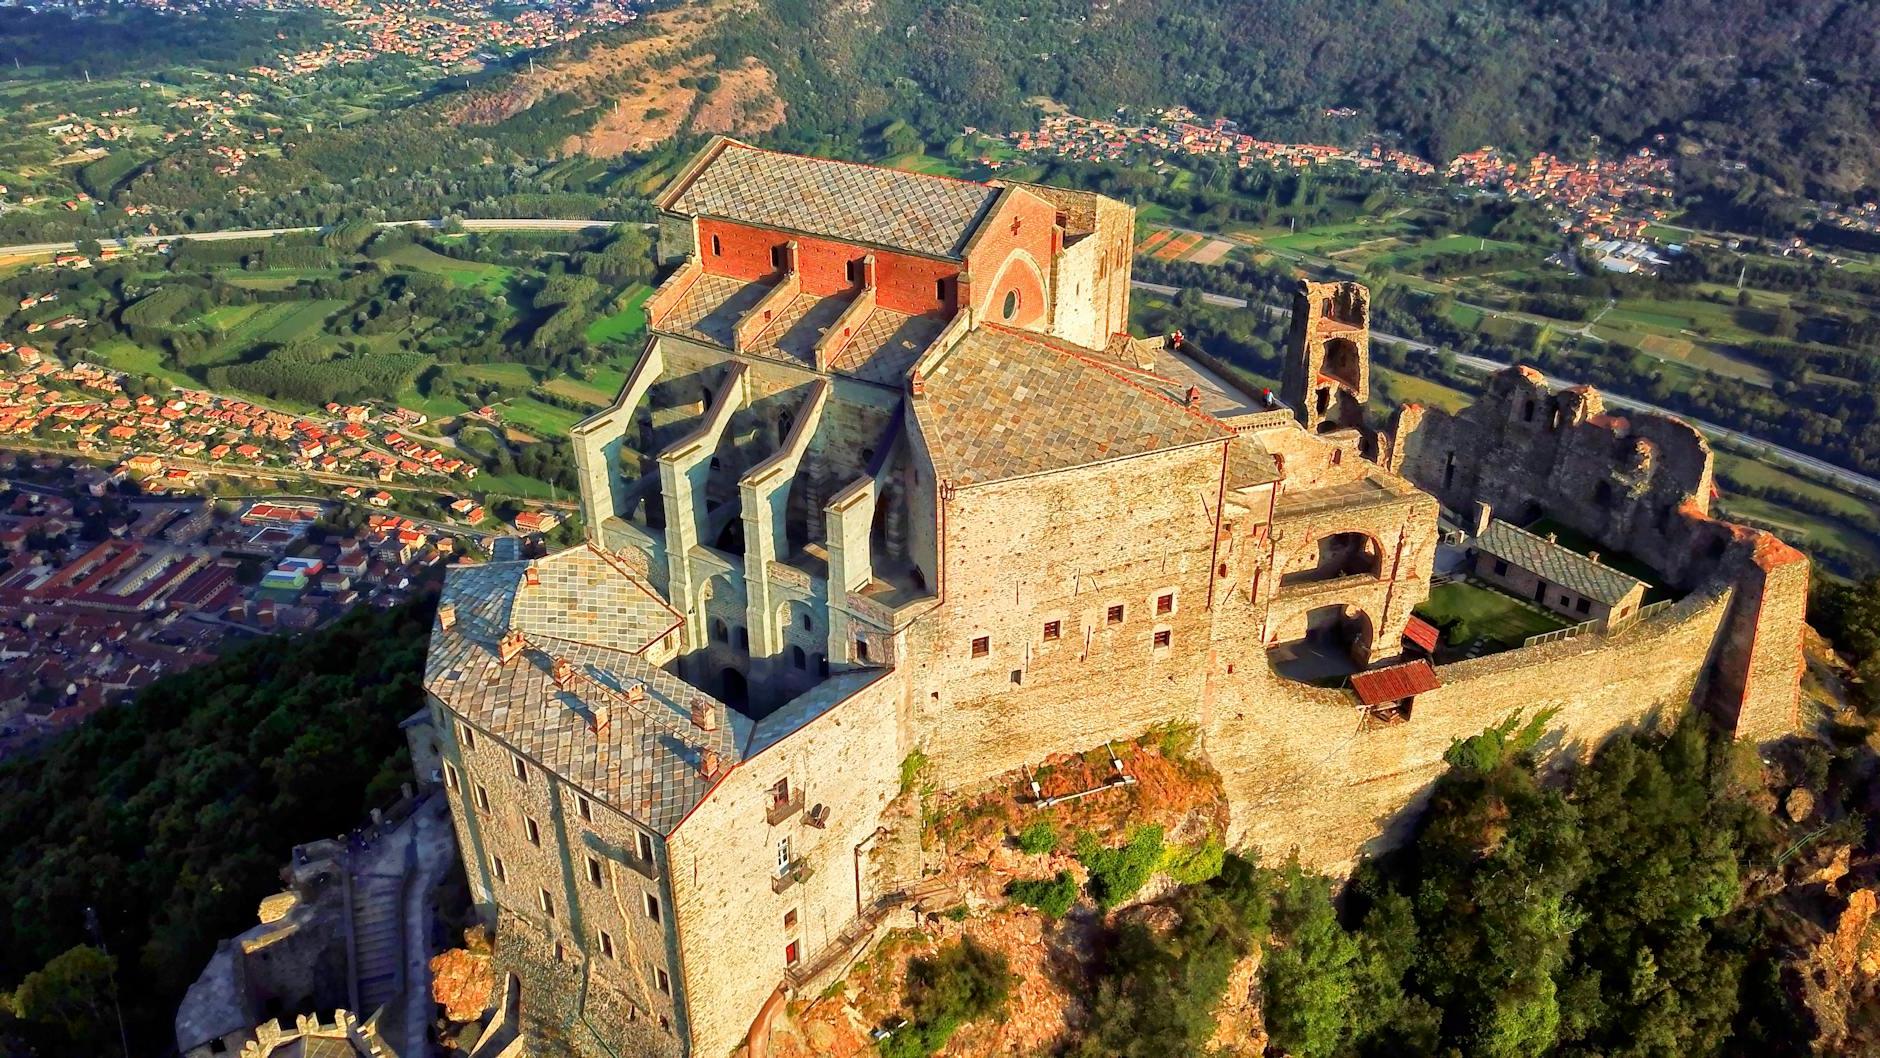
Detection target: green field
<box><xmin>384</xmin><ymin>243</ymin><xmax>513</xmax><ymax>293</ymax></box>
<box><xmin>1371</xmin><ymin>366</ymin><xmax>1473</xmax><ymax>414</ymax></box>
<box><xmin>583</xmin><ymin>283</ymin><xmax>654</xmax><ymax>345</ymax></box>
<box><xmin>538</xmin><ymin>377</ymin><xmax>616</xmax><ymax>407</ymax></box>
<box><xmin>85</xmin><ymin>339</ymin><xmax>196</xmax><ymax>388</ymax></box>
<box><xmin>459</xmin><ymin>362</ymin><xmax>537</xmax><ymax>387</ymax></box>
<box><xmin>197</xmin><ymin>304</ymin><xmax>263</xmax><ymax>331</ymax></box>
<box><xmin>1416</xmin><ymin>580</ymin><xmax>1569</xmax><ymax>651</ymax></box>
<box><xmin>496</xmin><ymin>397</ymin><xmax>585</xmax><ymax>439</ymax></box>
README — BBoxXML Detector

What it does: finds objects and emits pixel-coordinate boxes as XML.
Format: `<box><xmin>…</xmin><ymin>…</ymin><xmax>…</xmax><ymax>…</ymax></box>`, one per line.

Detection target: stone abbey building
<box><xmin>418</xmin><ymin>138</ymin><xmax>1809</xmax><ymax>1058</ymax></box>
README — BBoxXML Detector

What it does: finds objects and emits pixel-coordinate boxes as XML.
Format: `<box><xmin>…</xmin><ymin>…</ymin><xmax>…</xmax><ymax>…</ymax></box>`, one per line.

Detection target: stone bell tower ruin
<box><xmin>1282</xmin><ymin>279</ymin><xmax>1371</xmax><ymax>434</ymax></box>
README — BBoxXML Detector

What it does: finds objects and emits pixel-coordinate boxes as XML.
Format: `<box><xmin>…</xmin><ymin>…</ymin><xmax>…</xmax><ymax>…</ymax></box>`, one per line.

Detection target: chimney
<box><xmin>1473</xmin><ymin>501</ymin><xmax>1493</xmax><ymax>538</ymax></box>
<box><xmin>909</xmin><ymin>369</ymin><xmax>925</xmax><ymax>398</ymax></box>
<box><xmin>1186</xmin><ymin>385</ymin><xmax>1202</xmax><ymax>409</ymax></box>
<box><xmin>1587</xmin><ymin>551</ymin><xmax>1601</xmax><ymax>564</ymax></box>
<box><xmin>624</xmin><ymin>681</ymin><xmax>647</xmax><ymax>704</ymax></box>
<box><xmin>1545</xmin><ymin>532</ymin><xmax>1558</xmax><ymax>544</ymax></box>
<box><xmin>523</xmin><ymin>564</ymin><xmax>540</xmax><ymax>588</ymax></box>
<box><xmin>699</xmin><ymin>747</ymin><xmax>720</xmax><ymax>779</ymax></box>
<box><xmin>690</xmin><ymin>699</ymin><xmax>718</xmax><ymax>731</ymax></box>
<box><xmin>551</xmin><ymin>656</ymin><xmax>575</xmax><ymax>689</ymax></box>
<box><xmin>437</xmin><ymin>602</ymin><xmax>456</xmax><ymax>631</ymax></box>
<box><xmin>591</xmin><ymin>701</ymin><xmax>610</xmax><ymax>733</ymax></box>
<box><xmin>497</xmin><ymin>628</ymin><xmax>526</xmax><ymax>666</ymax></box>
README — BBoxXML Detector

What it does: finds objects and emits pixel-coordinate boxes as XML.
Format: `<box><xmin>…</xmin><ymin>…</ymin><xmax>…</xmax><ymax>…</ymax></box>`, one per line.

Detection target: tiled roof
<box><xmin>1475</xmin><ymin>519</ymin><xmax>1647</xmax><ymax>605</ymax></box>
<box><xmin>912</xmin><ymin>325</ymin><xmax>1233</xmax><ymax>487</ymax></box>
<box><xmin>669</xmin><ymin>142</ymin><xmax>1001</xmax><ymax>259</ymax></box>
<box><xmin>1402</xmin><ymin>614</ymin><xmax>1440</xmax><ymax>653</ymax></box>
<box><xmin>425</xmin><ymin>551</ymin><xmax>740</xmax><ymax>834</ymax></box>
<box><xmin>1350</xmin><ymin>659</ymin><xmax>1441</xmax><ymax>706</ymax></box>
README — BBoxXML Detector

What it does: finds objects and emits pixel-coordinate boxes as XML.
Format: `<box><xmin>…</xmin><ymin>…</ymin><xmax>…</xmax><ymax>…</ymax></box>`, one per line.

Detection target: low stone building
<box><xmin>1471</xmin><ymin>518</ymin><xmax>1648</xmax><ymax>628</ymax></box>
<box><xmin>421</xmin><ymin>138</ymin><xmax>1808</xmax><ymax>1058</ymax></box>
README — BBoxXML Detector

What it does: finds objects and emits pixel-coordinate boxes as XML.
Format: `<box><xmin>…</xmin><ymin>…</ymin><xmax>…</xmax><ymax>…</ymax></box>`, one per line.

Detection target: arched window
<box><xmin>800</xmin><ymin>613</ymin><xmax>812</xmax><ymax>631</ymax></box>
<box><xmin>791</xmin><ymin>645</ymin><xmax>807</xmax><ymax>670</ymax></box>
<box><xmin>777</xmin><ymin>410</ymin><xmax>793</xmax><ymax>446</ymax></box>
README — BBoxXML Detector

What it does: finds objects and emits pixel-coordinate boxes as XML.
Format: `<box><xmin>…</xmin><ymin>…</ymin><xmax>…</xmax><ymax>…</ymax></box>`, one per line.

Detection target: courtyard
<box><xmin>1414</xmin><ymin>579</ymin><xmax>1570</xmax><ymax>658</ymax></box>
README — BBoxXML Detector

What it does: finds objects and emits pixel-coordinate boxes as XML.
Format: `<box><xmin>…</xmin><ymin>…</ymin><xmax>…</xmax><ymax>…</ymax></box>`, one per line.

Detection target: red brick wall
<box><xmin>982</xmin><ymin>254</ymin><xmax>1047</xmax><ymax>329</ymax></box>
<box><xmin>695</xmin><ymin>219</ymin><xmax>960</xmax><ymax>315</ymax></box>
<box><xmin>964</xmin><ymin>191</ymin><xmax>1059</xmax><ymax>328</ymax></box>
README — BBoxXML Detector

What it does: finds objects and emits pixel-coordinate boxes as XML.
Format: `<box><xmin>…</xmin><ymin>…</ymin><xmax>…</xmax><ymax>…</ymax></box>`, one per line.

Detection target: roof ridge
<box><xmin>730</xmin><ymin>139</ymin><xmax>992</xmax><ymax>190</ymax></box>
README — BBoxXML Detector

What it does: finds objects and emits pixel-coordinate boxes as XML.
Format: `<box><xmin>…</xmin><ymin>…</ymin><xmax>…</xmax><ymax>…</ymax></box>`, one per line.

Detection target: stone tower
<box><xmin>1281</xmin><ymin>279</ymin><xmax>1371</xmax><ymax>434</ymax></box>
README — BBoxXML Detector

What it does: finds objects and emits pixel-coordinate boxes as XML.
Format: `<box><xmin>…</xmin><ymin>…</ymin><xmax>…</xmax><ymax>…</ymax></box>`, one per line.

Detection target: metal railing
<box><xmin>1523</xmin><ymin>598</ymin><xmax>1674</xmax><ymax>648</ymax></box>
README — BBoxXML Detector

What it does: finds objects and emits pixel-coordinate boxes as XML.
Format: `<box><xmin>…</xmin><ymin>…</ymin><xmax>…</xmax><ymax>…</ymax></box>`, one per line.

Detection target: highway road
<box><xmin>1130</xmin><ymin>279</ymin><xmax>1880</xmax><ymax>502</ymax></box>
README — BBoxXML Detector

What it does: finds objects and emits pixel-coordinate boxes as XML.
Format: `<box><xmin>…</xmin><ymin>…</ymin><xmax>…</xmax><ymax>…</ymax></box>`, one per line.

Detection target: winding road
<box><xmin>5</xmin><ymin>219</ymin><xmax>1875</xmax><ymax>503</ymax></box>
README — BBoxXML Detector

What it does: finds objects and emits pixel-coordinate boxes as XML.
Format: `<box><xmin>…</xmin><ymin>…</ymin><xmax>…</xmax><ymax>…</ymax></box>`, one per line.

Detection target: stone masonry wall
<box><xmin>1202</xmin><ymin>584</ymin><xmax>1736</xmax><ymax>869</ymax></box>
<box><xmin>906</xmin><ymin>440</ymin><xmax>1230</xmax><ymax>789</ymax></box>
<box><xmin>667</xmin><ymin>673</ymin><xmax>906</xmax><ymax>1058</ymax></box>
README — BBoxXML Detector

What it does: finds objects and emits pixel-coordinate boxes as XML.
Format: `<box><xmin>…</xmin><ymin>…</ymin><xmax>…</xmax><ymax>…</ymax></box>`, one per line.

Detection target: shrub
<box><xmin>1077</xmin><ymin>825</ymin><xmax>1166</xmax><ymax>909</ymax></box>
<box><xmin>1163</xmin><ymin>837</ymin><xmax>1226</xmax><ymax>885</ymax></box>
<box><xmin>1008</xmin><ymin>871</ymin><xmax>1078</xmax><ymax>918</ymax></box>
<box><xmin>899</xmin><ymin>749</ymin><xmax>929</xmax><ymax>796</ymax></box>
<box><xmin>1015</xmin><ymin>819</ymin><xmax>1058</xmax><ymax>854</ymax></box>
<box><xmin>878</xmin><ymin>937</ymin><xmax>1012</xmax><ymax>1058</ymax></box>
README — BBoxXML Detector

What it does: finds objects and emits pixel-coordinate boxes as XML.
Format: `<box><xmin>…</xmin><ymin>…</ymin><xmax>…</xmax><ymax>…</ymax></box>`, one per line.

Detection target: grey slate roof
<box><xmin>912</xmin><ymin>325</ymin><xmax>1234</xmax><ymax>487</ymax></box>
<box><xmin>1475</xmin><ymin>519</ymin><xmax>1648</xmax><ymax>605</ymax></box>
<box><xmin>669</xmin><ymin>142</ymin><xmax>1001</xmax><ymax>259</ymax></box>
<box><xmin>425</xmin><ymin>550</ymin><xmax>744</xmax><ymax>834</ymax></box>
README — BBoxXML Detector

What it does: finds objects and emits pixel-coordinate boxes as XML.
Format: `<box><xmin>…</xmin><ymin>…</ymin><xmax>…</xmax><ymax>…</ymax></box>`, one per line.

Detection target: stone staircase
<box><xmin>349</xmin><ymin>867</ymin><xmax>406</xmax><ymax>1015</ymax></box>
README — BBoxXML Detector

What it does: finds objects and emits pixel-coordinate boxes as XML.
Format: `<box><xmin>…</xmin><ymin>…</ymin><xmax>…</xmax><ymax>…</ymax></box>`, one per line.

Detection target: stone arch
<box><xmin>720</xmin><ymin>668</ymin><xmax>748</xmax><ymax>709</ymax></box>
<box><xmin>1283</xmin><ymin>530</ymin><xmax>1384</xmax><ymax>586</ymax></box>
<box><xmin>981</xmin><ymin>251</ymin><xmax>1047</xmax><ymax>329</ymax></box>
<box><xmin>1323</xmin><ymin>337</ymin><xmax>1362</xmax><ymax>390</ymax></box>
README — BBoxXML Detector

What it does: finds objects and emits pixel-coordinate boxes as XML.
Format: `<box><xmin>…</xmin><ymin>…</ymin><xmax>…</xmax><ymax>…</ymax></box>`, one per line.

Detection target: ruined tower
<box><xmin>1281</xmin><ymin>279</ymin><xmax>1371</xmax><ymax>434</ymax></box>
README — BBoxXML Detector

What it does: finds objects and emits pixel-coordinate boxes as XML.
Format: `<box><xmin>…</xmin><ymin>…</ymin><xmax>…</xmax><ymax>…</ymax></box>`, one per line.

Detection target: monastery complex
<box><xmin>414</xmin><ymin>138</ymin><xmax>1810</xmax><ymax>1058</ymax></box>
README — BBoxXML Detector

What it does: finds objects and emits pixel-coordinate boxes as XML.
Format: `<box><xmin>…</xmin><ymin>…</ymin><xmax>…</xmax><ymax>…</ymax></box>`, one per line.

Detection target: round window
<box><xmin>1001</xmin><ymin>290</ymin><xmax>1019</xmax><ymax>320</ymax></box>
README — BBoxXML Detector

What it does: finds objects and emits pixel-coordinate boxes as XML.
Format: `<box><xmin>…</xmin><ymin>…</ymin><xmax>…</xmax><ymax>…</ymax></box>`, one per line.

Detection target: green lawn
<box><xmin>1415</xmin><ymin>580</ymin><xmax>1569</xmax><ymax>652</ymax></box>
<box><xmin>458</xmin><ymin>362</ymin><xmax>537</xmax><ymax>386</ymax></box>
<box><xmin>85</xmin><ymin>339</ymin><xmax>196</xmax><ymax>388</ymax></box>
<box><xmin>583</xmin><ymin>283</ymin><xmax>654</xmax><ymax>345</ymax></box>
<box><xmin>1371</xmin><ymin>366</ymin><xmax>1473</xmax><ymax>414</ymax></box>
<box><xmin>196</xmin><ymin>304</ymin><xmax>263</xmax><ymax>332</ymax></box>
<box><xmin>497</xmin><ymin>396</ymin><xmax>584</xmax><ymax>438</ymax></box>
<box><xmin>384</xmin><ymin>243</ymin><xmax>513</xmax><ymax>293</ymax></box>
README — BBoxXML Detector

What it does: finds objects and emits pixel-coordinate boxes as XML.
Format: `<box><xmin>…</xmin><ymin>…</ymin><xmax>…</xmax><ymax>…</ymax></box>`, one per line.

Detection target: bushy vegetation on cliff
<box><xmin>0</xmin><ymin>601</ymin><xmax>433</xmax><ymax>1056</ymax></box>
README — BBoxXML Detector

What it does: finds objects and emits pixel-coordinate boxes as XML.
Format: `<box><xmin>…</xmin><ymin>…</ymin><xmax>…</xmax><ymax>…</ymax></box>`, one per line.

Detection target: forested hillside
<box><xmin>715</xmin><ymin>0</ymin><xmax>1879</xmax><ymax>200</ymax></box>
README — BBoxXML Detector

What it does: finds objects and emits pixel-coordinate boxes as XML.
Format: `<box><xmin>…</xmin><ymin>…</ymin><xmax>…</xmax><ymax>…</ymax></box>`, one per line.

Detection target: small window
<box><xmin>524</xmin><ymin>816</ymin><xmax>541</xmax><ymax>846</ymax></box>
<box><xmin>710</xmin><ymin>233</ymin><xmax>722</xmax><ymax>256</ymax></box>
<box><xmin>800</xmin><ymin>613</ymin><xmax>812</xmax><ymax>631</ymax></box>
<box><xmin>1575</xmin><ymin>598</ymin><xmax>1592</xmax><ymax>614</ymax></box>
<box><xmin>645</xmin><ymin>892</ymin><xmax>661</xmax><ymax>921</ymax></box>
<box><xmin>491</xmin><ymin>854</ymin><xmax>507</xmax><ymax>882</ymax></box>
<box><xmin>771</xmin><ymin>778</ymin><xmax>790</xmax><ymax>807</ymax></box>
<box><xmin>784</xmin><ymin>909</ymin><xmax>798</xmax><ymax>929</ymax></box>
<box><xmin>538</xmin><ymin>888</ymin><xmax>554</xmax><ymax>917</ymax></box>
<box><xmin>656</xmin><ymin>968</ymin><xmax>672</xmax><ymax>995</ymax></box>
<box><xmin>637</xmin><ymin>831</ymin><xmax>656</xmax><ymax>863</ymax></box>
<box><xmin>1107</xmin><ymin>604</ymin><xmax>1124</xmax><ymax>625</ymax></box>
<box><xmin>1042</xmin><ymin>620</ymin><xmax>1061</xmax><ymax>642</ymax></box>
<box><xmin>659</xmin><ymin>1014</ymin><xmax>671</xmax><ymax>1031</ymax></box>
<box><xmin>785</xmin><ymin>940</ymin><xmax>801</xmax><ymax>966</ymax></box>
<box><xmin>771</xmin><ymin>244</ymin><xmax>789</xmax><ymax>270</ymax></box>
<box><xmin>735</xmin><ymin>625</ymin><xmax>749</xmax><ymax>651</ymax></box>
<box><xmin>846</xmin><ymin>259</ymin><xmax>863</xmax><ymax>284</ymax></box>
<box><xmin>443</xmin><ymin>761</ymin><xmax>461</xmax><ymax>792</ymax></box>
<box><xmin>461</xmin><ymin>725</ymin><xmax>476</xmax><ymax>750</ymax></box>
<box><xmin>1153</xmin><ymin>629</ymin><xmax>1172</xmax><ymax>649</ymax></box>
<box><xmin>599</xmin><ymin>930</ymin><xmax>616</xmax><ymax>959</ymax></box>
<box><xmin>791</xmin><ymin>645</ymin><xmax>807</xmax><ymax>670</ymax></box>
<box><xmin>1002</xmin><ymin>290</ymin><xmax>1019</xmax><ymax>320</ymax></box>
<box><xmin>935</xmin><ymin>278</ymin><xmax>947</xmax><ymax>302</ymax></box>
<box><xmin>474</xmin><ymin>784</ymin><xmax>491</xmax><ymax>813</ymax></box>
<box><xmin>511</xmin><ymin>755</ymin><xmax>528</xmax><ymax>782</ymax></box>
<box><xmin>970</xmin><ymin>636</ymin><xmax>989</xmax><ymax>658</ymax></box>
<box><xmin>1492</xmin><ymin>559</ymin><xmax>1509</xmax><ymax>577</ymax></box>
<box><xmin>1156</xmin><ymin>593</ymin><xmax>1173</xmax><ymax>616</ymax></box>
<box><xmin>1010</xmin><ymin>669</ymin><xmax>1023</xmax><ymax>685</ymax></box>
<box><xmin>577</xmin><ymin>795</ymin><xmax>593</xmax><ymax>823</ymax></box>
<box><xmin>586</xmin><ymin>856</ymin><xmax>604</xmax><ymax>887</ymax></box>
<box><xmin>856</xmin><ymin>638</ymin><xmax>870</xmax><ymax>662</ymax></box>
